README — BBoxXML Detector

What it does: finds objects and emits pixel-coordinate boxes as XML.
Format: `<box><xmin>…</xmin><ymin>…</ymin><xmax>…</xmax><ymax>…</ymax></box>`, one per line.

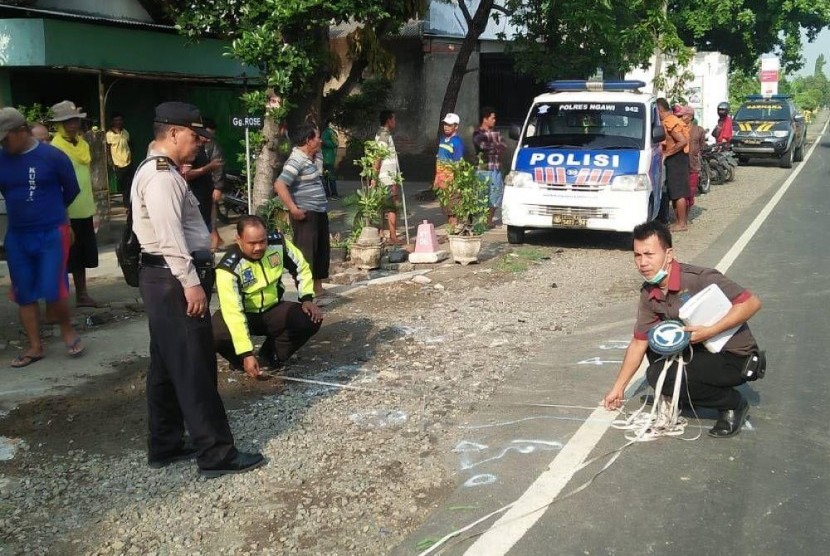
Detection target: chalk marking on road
<box><xmin>577</xmin><ymin>357</ymin><xmax>624</xmax><ymax>366</ymax></box>
<box><xmin>599</xmin><ymin>340</ymin><xmax>630</xmax><ymax>350</ymax></box>
<box><xmin>464</xmin><ymin>474</ymin><xmax>498</xmax><ymax>488</ymax></box>
<box><xmin>457</xmin><ymin>112</ymin><xmax>830</xmax><ymax>556</ymax></box>
<box><xmin>457</xmin><ymin>439</ymin><xmax>564</xmax><ymax>471</ymax></box>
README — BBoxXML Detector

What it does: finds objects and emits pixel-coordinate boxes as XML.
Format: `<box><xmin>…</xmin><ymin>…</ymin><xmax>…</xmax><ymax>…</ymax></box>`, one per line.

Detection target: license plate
<box><xmin>552</xmin><ymin>213</ymin><xmax>587</xmax><ymax>227</ymax></box>
<box><xmin>743</xmin><ymin>139</ymin><xmax>761</xmax><ymax>145</ymax></box>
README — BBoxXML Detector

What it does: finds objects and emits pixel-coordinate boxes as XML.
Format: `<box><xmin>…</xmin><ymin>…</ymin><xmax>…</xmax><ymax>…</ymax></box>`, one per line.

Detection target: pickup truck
<box><xmin>730</xmin><ymin>95</ymin><xmax>807</xmax><ymax>168</ymax></box>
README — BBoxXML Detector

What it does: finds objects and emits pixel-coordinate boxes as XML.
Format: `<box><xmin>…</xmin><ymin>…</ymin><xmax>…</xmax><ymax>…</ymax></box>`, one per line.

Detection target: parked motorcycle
<box><xmin>700</xmin><ymin>142</ymin><xmax>737</xmax><ymax>191</ymax></box>
<box><xmin>217</xmin><ymin>173</ymin><xmax>248</xmax><ymax>223</ymax></box>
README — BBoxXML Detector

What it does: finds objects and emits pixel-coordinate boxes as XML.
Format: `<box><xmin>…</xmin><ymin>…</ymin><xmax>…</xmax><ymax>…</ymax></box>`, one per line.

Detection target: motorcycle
<box><xmin>216</xmin><ymin>173</ymin><xmax>249</xmax><ymax>223</ymax></box>
<box><xmin>700</xmin><ymin>142</ymin><xmax>737</xmax><ymax>191</ymax></box>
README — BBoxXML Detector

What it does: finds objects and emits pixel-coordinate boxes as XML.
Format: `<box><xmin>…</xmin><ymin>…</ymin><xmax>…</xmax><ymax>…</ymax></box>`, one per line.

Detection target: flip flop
<box><xmin>11</xmin><ymin>354</ymin><xmax>44</xmax><ymax>368</ymax></box>
<box><xmin>66</xmin><ymin>337</ymin><xmax>85</xmax><ymax>358</ymax></box>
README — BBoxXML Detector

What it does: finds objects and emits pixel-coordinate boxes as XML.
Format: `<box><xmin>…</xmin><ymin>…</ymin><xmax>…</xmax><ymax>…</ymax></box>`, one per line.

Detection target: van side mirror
<box><xmin>509</xmin><ymin>124</ymin><xmax>521</xmax><ymax>141</ymax></box>
<box><xmin>794</xmin><ymin>114</ymin><xmax>804</xmax><ymax>122</ymax></box>
<box><xmin>651</xmin><ymin>125</ymin><xmax>666</xmax><ymax>143</ymax></box>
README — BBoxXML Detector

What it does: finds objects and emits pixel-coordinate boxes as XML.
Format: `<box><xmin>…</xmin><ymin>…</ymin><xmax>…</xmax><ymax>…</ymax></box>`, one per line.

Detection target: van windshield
<box><xmin>522</xmin><ymin>102</ymin><xmax>646</xmax><ymax>149</ymax></box>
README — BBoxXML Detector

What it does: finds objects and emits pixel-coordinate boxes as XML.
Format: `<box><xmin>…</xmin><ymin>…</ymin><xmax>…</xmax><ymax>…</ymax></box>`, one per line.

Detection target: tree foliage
<box><xmin>500</xmin><ymin>0</ymin><xmax>684</xmax><ymax>83</ymax></box>
<box><xmin>167</xmin><ymin>0</ymin><xmax>421</xmax><ymax>211</ymax></box>
<box><xmin>670</xmin><ymin>0</ymin><xmax>830</xmax><ymax>73</ymax></box>
<box><xmin>789</xmin><ymin>72</ymin><xmax>830</xmax><ymax>112</ymax></box>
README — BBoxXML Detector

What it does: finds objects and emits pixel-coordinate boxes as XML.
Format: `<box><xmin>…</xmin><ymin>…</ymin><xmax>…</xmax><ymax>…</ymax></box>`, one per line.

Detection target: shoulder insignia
<box><xmin>217</xmin><ymin>250</ymin><xmax>241</xmax><ymax>272</ymax></box>
<box><xmin>267</xmin><ymin>232</ymin><xmax>284</xmax><ymax>245</ymax></box>
<box><xmin>155</xmin><ymin>157</ymin><xmax>170</xmax><ymax>171</ymax></box>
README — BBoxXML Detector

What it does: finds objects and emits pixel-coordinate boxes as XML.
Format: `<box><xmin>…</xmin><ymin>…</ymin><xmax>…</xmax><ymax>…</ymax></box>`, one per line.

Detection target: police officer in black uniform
<box><xmin>131</xmin><ymin>102</ymin><xmax>264</xmax><ymax>478</ymax></box>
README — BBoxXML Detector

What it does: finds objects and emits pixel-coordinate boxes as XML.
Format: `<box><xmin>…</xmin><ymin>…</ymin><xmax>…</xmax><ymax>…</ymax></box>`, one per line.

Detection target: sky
<box><xmin>796</xmin><ymin>28</ymin><xmax>830</xmax><ymax>76</ymax></box>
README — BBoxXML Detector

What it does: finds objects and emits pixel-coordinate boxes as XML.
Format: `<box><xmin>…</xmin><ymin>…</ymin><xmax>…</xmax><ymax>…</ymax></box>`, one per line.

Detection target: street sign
<box><xmin>230</xmin><ymin>115</ymin><xmax>263</xmax><ymax>129</ymax></box>
<box><xmin>229</xmin><ymin>114</ymin><xmax>264</xmax><ymax>214</ymax></box>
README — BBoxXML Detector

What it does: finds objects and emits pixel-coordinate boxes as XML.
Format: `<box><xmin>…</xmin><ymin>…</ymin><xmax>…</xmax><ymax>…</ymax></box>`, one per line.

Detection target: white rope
<box><xmin>611</xmin><ymin>348</ymin><xmax>700</xmax><ymax>442</ymax></box>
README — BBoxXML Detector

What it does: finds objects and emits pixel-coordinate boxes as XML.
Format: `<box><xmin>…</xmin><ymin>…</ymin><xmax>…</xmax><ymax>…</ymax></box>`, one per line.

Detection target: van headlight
<box><xmin>610</xmin><ymin>174</ymin><xmax>650</xmax><ymax>191</ymax></box>
<box><xmin>505</xmin><ymin>171</ymin><xmax>535</xmax><ymax>188</ymax></box>
<box><xmin>772</xmin><ymin>130</ymin><xmax>789</xmax><ymax>138</ymax></box>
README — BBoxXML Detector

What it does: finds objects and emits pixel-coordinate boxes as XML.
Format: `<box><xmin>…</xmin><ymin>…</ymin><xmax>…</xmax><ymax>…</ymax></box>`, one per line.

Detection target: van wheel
<box><xmin>738</xmin><ymin>156</ymin><xmax>750</xmax><ymax>165</ymax></box>
<box><xmin>507</xmin><ymin>226</ymin><xmax>525</xmax><ymax>244</ymax></box>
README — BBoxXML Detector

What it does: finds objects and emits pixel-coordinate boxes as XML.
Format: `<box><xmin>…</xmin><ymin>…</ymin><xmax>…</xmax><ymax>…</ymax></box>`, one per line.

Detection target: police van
<box><xmin>503</xmin><ymin>80</ymin><xmax>666</xmax><ymax>244</ymax></box>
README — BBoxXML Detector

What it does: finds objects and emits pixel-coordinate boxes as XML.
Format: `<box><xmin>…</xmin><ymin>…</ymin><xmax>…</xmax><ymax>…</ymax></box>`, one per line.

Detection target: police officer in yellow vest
<box><xmin>213</xmin><ymin>215</ymin><xmax>323</xmax><ymax>379</ymax></box>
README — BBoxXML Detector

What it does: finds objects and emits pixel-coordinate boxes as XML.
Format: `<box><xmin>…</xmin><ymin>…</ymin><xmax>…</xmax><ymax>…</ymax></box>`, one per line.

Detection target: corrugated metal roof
<box><xmin>329</xmin><ymin>19</ymin><xmax>424</xmax><ymax>40</ymax></box>
<box><xmin>0</xmin><ymin>4</ymin><xmax>175</xmax><ymax>31</ymax></box>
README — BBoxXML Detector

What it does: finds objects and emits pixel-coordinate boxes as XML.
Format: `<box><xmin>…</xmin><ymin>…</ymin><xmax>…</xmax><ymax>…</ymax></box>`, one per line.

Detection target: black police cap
<box><xmin>154</xmin><ymin>101</ymin><xmax>211</xmax><ymax>138</ymax></box>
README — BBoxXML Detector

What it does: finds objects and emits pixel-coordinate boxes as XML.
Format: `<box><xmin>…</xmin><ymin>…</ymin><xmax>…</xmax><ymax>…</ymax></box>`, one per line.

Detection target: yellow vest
<box><xmin>216</xmin><ymin>233</ymin><xmax>315</xmax><ymax>355</ymax></box>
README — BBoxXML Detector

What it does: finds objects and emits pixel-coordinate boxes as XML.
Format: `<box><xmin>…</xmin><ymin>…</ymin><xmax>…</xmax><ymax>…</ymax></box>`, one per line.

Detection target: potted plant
<box><xmin>343</xmin><ymin>140</ymin><xmax>397</xmax><ymax>269</ymax></box>
<box><xmin>329</xmin><ymin>232</ymin><xmax>350</xmax><ymax>262</ymax></box>
<box><xmin>257</xmin><ymin>196</ymin><xmax>292</xmax><ymax>240</ymax></box>
<box><xmin>435</xmin><ymin>158</ymin><xmax>489</xmax><ymax>265</ymax></box>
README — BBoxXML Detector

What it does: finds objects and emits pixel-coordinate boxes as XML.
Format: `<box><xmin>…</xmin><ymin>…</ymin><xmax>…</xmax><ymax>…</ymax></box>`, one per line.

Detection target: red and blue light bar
<box><xmin>546</xmin><ymin>80</ymin><xmax>647</xmax><ymax>92</ymax></box>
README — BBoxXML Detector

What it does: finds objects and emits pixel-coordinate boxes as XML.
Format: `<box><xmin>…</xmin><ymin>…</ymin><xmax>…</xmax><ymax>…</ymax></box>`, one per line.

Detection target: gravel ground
<box><xmin>0</xmin><ymin>139</ymin><xmax>817</xmax><ymax>555</ymax></box>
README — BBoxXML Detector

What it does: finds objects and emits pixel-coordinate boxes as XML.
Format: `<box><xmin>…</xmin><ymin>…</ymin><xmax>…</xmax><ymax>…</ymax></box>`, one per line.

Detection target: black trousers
<box><xmin>646</xmin><ymin>349</ymin><xmax>747</xmax><ymax>410</ymax></box>
<box><xmin>212</xmin><ymin>301</ymin><xmax>321</xmax><ymax>368</ymax></box>
<box><xmin>139</xmin><ymin>265</ymin><xmax>236</xmax><ymax>468</ymax></box>
<box><xmin>114</xmin><ymin>164</ymin><xmax>134</xmax><ymax>207</ymax></box>
<box><xmin>290</xmin><ymin>211</ymin><xmax>330</xmax><ymax>280</ymax></box>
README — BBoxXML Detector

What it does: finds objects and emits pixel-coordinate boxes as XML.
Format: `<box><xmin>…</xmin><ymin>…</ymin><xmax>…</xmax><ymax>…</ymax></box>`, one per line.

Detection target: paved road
<box><xmin>398</xmin><ymin>132</ymin><xmax>830</xmax><ymax>555</ymax></box>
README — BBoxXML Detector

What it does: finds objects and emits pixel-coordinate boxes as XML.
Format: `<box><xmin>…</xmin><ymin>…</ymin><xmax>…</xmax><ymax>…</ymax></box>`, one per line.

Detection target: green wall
<box><xmin>10</xmin><ymin>69</ymin><xmax>247</xmax><ymax>173</ymax></box>
<box><xmin>0</xmin><ymin>18</ymin><xmax>255</xmax><ymax>78</ymax></box>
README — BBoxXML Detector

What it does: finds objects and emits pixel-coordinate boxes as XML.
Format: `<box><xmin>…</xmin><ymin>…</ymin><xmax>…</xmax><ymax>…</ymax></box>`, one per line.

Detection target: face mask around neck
<box><xmin>645</xmin><ymin>252</ymin><xmax>671</xmax><ymax>285</ymax></box>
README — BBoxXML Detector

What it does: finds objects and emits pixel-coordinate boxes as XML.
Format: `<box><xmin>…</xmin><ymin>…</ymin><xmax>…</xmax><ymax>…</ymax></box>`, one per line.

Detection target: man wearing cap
<box><xmin>131</xmin><ymin>101</ymin><xmax>264</xmax><ymax>477</ymax></box>
<box><xmin>602</xmin><ymin>220</ymin><xmax>762</xmax><ymax>437</ymax></box>
<box><xmin>0</xmin><ymin>107</ymin><xmax>85</xmax><ymax>367</ymax></box>
<box><xmin>49</xmin><ymin>101</ymin><xmax>101</xmax><ymax>308</ymax></box>
<box><xmin>434</xmin><ymin>113</ymin><xmax>465</xmax><ymax>225</ymax></box>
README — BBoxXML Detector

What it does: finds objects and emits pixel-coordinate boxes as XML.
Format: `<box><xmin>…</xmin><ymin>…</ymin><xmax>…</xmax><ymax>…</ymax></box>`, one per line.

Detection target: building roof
<box><xmin>0</xmin><ymin>3</ymin><xmax>175</xmax><ymax>32</ymax></box>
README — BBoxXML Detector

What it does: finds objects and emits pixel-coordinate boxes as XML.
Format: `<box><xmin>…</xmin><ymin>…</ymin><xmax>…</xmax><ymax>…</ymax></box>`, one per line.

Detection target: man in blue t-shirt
<box><xmin>0</xmin><ymin>107</ymin><xmax>85</xmax><ymax>367</ymax></box>
<box><xmin>434</xmin><ymin>112</ymin><xmax>465</xmax><ymax>225</ymax></box>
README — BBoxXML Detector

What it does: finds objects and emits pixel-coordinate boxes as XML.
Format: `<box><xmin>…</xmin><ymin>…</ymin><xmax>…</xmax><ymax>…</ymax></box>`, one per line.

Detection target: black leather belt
<box><xmin>140</xmin><ymin>251</ymin><xmax>213</xmax><ymax>269</ymax></box>
<box><xmin>140</xmin><ymin>253</ymin><xmax>169</xmax><ymax>268</ymax></box>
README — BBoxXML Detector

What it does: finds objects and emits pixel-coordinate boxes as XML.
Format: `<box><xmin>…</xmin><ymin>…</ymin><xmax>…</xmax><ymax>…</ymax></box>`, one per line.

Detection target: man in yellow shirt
<box><xmin>50</xmin><ymin>100</ymin><xmax>100</xmax><ymax>309</ymax></box>
<box><xmin>106</xmin><ymin>113</ymin><xmax>133</xmax><ymax>206</ymax></box>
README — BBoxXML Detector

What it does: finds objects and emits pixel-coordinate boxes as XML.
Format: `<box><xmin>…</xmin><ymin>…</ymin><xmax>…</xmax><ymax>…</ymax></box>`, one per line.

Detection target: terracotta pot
<box><xmin>448</xmin><ymin>235</ymin><xmax>482</xmax><ymax>265</ymax></box>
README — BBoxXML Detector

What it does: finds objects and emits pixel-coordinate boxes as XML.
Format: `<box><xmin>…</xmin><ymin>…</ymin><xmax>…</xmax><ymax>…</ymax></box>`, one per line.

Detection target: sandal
<box><xmin>11</xmin><ymin>353</ymin><xmax>44</xmax><ymax>368</ymax></box>
<box><xmin>66</xmin><ymin>337</ymin><xmax>85</xmax><ymax>358</ymax></box>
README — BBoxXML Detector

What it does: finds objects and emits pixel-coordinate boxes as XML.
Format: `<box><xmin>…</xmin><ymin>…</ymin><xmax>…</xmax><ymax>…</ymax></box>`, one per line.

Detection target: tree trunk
<box><xmin>438</xmin><ymin>0</ymin><xmax>495</xmax><ymax>122</ymax></box>
<box><xmin>252</xmin><ymin>115</ymin><xmax>281</xmax><ymax>212</ymax></box>
<box><xmin>252</xmin><ymin>27</ymin><xmax>328</xmax><ymax>213</ymax></box>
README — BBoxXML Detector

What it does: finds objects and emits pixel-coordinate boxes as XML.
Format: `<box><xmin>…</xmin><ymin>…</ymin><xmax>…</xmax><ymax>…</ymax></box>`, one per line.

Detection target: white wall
<box><xmin>34</xmin><ymin>0</ymin><xmax>153</xmax><ymax>21</ymax></box>
<box><xmin>627</xmin><ymin>52</ymin><xmax>730</xmax><ymax>138</ymax></box>
<box><xmin>427</xmin><ymin>0</ymin><xmax>519</xmax><ymax>40</ymax></box>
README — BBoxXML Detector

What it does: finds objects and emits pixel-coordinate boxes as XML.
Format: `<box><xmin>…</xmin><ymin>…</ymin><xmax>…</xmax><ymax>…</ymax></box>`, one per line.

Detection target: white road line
<box><xmin>463</xmin><ymin>119</ymin><xmax>829</xmax><ymax>556</ymax></box>
<box><xmin>717</xmin><ymin>118</ymin><xmax>830</xmax><ymax>274</ymax></box>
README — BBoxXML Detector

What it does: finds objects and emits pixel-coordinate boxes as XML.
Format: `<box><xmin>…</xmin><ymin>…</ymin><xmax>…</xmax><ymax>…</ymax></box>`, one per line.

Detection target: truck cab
<box><xmin>730</xmin><ymin>95</ymin><xmax>807</xmax><ymax>168</ymax></box>
<box><xmin>502</xmin><ymin>80</ymin><xmax>665</xmax><ymax>244</ymax></box>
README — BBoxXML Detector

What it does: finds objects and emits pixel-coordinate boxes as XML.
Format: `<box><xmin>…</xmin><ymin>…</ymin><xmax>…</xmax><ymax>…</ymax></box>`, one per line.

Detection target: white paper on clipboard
<box><xmin>678</xmin><ymin>284</ymin><xmax>740</xmax><ymax>353</ymax></box>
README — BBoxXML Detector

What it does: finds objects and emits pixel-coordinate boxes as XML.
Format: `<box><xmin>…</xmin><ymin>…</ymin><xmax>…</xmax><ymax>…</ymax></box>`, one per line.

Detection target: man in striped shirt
<box><xmin>274</xmin><ymin>123</ymin><xmax>329</xmax><ymax>298</ymax></box>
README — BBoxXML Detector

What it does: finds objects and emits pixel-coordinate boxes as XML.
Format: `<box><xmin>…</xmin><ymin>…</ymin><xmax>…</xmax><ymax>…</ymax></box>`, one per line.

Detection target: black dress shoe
<box><xmin>708</xmin><ymin>398</ymin><xmax>749</xmax><ymax>438</ymax></box>
<box><xmin>148</xmin><ymin>446</ymin><xmax>199</xmax><ymax>469</ymax></box>
<box><xmin>199</xmin><ymin>451</ymin><xmax>265</xmax><ymax>478</ymax></box>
